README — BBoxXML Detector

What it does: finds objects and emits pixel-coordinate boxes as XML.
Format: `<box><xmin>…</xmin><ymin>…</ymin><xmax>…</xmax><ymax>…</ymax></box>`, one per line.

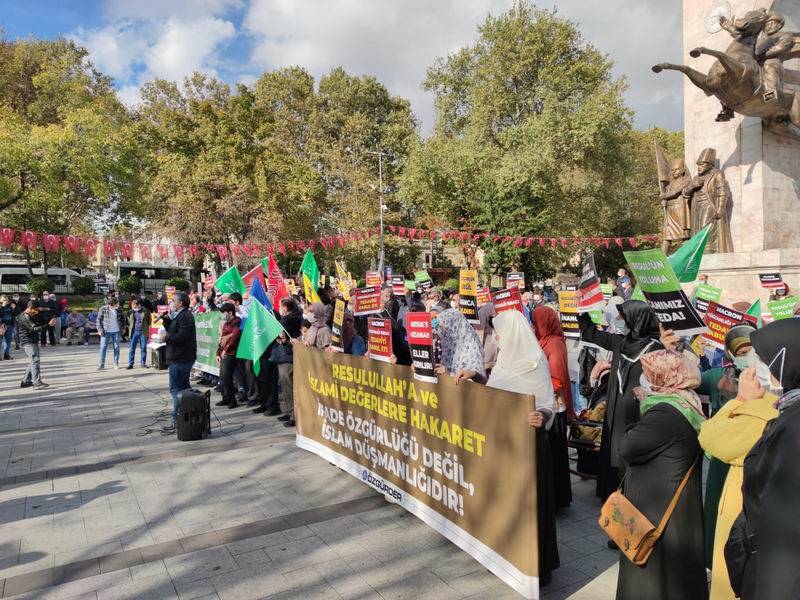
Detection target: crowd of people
<box><xmin>6</xmin><ymin>270</ymin><xmax>799</xmax><ymax>600</ymax></box>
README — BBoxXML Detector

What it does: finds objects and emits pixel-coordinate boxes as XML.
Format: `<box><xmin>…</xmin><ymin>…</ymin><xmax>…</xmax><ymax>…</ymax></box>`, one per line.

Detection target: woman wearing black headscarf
<box><xmin>725</xmin><ymin>318</ymin><xmax>800</xmax><ymax>600</ymax></box>
<box><xmin>577</xmin><ymin>300</ymin><xmax>663</xmax><ymax>501</ymax></box>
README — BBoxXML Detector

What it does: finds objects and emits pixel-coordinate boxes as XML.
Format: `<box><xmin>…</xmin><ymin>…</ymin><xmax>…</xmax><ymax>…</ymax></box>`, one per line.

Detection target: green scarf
<box><xmin>640</xmin><ymin>393</ymin><xmax>705</xmax><ymax>433</ymax></box>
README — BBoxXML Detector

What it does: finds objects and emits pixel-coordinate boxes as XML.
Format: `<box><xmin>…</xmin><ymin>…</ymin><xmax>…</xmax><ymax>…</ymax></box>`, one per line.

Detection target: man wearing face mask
<box><xmin>159</xmin><ymin>292</ymin><xmax>197</xmax><ymax>425</ymax></box>
<box><xmin>126</xmin><ymin>299</ymin><xmax>151</xmax><ymax>369</ymax></box>
<box><xmin>214</xmin><ymin>303</ymin><xmax>241</xmax><ymax>408</ymax></box>
<box><xmin>718</xmin><ymin>319</ymin><xmax>800</xmax><ymax>600</ymax></box>
<box><xmin>38</xmin><ymin>290</ymin><xmax>59</xmax><ymax>346</ymax></box>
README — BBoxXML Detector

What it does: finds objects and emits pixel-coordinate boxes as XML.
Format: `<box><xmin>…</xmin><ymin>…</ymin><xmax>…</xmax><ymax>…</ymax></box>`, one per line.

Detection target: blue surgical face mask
<box><xmin>732</xmin><ymin>356</ymin><xmax>749</xmax><ymax>372</ymax></box>
<box><xmin>613</xmin><ymin>317</ymin><xmax>628</xmax><ymax>335</ymax></box>
<box><xmin>431</xmin><ymin>317</ymin><xmax>439</xmax><ymax>330</ymax></box>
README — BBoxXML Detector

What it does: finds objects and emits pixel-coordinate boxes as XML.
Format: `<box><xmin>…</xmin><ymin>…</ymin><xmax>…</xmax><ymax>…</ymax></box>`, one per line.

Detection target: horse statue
<box><xmin>652</xmin><ymin>9</ymin><xmax>800</xmax><ymax>139</ymax></box>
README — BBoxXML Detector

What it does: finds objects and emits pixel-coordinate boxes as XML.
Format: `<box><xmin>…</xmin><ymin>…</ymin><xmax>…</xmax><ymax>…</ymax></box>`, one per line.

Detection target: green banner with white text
<box><xmin>193</xmin><ymin>311</ymin><xmax>221</xmax><ymax>375</ymax></box>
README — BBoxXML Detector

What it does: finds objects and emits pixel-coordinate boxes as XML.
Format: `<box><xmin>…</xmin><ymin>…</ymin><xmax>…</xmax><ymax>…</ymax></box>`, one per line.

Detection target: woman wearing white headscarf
<box><xmin>487</xmin><ymin>310</ymin><xmax>560</xmax><ymax>586</ymax></box>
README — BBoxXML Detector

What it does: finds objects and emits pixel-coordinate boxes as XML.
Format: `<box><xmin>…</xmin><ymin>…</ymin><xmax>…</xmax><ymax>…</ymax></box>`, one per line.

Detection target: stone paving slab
<box><xmin>0</xmin><ymin>344</ymin><xmax>618</xmax><ymax>599</ymax></box>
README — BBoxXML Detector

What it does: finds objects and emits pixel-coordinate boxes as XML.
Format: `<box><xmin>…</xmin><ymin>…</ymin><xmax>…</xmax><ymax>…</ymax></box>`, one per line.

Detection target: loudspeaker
<box><xmin>176</xmin><ymin>389</ymin><xmax>211</xmax><ymax>441</ymax></box>
<box><xmin>149</xmin><ymin>345</ymin><xmax>167</xmax><ymax>370</ymax></box>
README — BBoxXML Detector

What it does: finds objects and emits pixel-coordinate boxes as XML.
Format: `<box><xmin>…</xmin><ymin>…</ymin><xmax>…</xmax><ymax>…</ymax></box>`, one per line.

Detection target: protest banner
<box><xmin>193</xmin><ymin>311</ymin><xmax>221</xmax><ymax>375</ymax></box>
<box><xmin>293</xmin><ymin>346</ymin><xmax>539</xmax><ymax>598</ymax></box>
<box><xmin>458</xmin><ymin>269</ymin><xmax>479</xmax><ymax>324</ymax></box>
<box><xmin>507</xmin><ymin>271</ymin><xmax>525</xmax><ymax>290</ymax></box>
<box><xmin>385</xmin><ymin>266</ymin><xmax>393</xmax><ymax>284</ymax></box>
<box><xmin>392</xmin><ymin>275</ymin><xmax>406</xmax><ymax>297</ymax></box>
<box><xmin>415</xmin><ymin>270</ymin><xmax>433</xmax><ymax>292</ymax></box>
<box><xmin>476</xmin><ymin>287</ymin><xmax>491</xmax><ymax>308</ymax></box>
<box><xmin>330</xmin><ymin>299</ymin><xmax>346</xmax><ymax>352</ymax></box>
<box><xmin>767</xmin><ymin>296</ymin><xmax>799</xmax><ymax>320</ymax></box>
<box><xmin>759</xmin><ymin>273</ymin><xmax>783</xmax><ymax>289</ymax></box>
<box><xmin>367</xmin><ymin>317</ymin><xmax>392</xmax><ymax>362</ymax></box>
<box><xmin>203</xmin><ymin>274</ymin><xmax>215</xmax><ymax>291</ymax></box>
<box><xmin>702</xmin><ymin>302</ymin><xmax>758</xmax><ymax>349</ymax></box>
<box><xmin>285</xmin><ymin>279</ymin><xmax>298</xmax><ymax>295</ymax></box>
<box><xmin>405</xmin><ymin>279</ymin><xmax>417</xmax><ymax>292</ymax></box>
<box><xmin>492</xmin><ymin>287</ymin><xmax>524</xmax><ymax>315</ymax></box>
<box><xmin>600</xmin><ymin>283</ymin><xmax>613</xmax><ymax>300</ymax></box>
<box><xmin>623</xmin><ymin>248</ymin><xmax>707</xmax><ymax>336</ymax></box>
<box><xmin>558</xmin><ymin>290</ymin><xmax>579</xmax><ymax>339</ymax></box>
<box><xmin>589</xmin><ymin>309</ymin><xmax>605</xmax><ymax>325</ymax></box>
<box><xmin>366</xmin><ymin>271</ymin><xmax>382</xmax><ymax>287</ymax></box>
<box><xmin>694</xmin><ymin>283</ymin><xmax>722</xmax><ymax>314</ymax></box>
<box><xmin>353</xmin><ymin>286</ymin><xmax>382</xmax><ymax>316</ymax></box>
<box><xmin>165</xmin><ymin>285</ymin><xmax>176</xmax><ymax>303</ymax></box>
<box><xmin>577</xmin><ymin>255</ymin><xmax>605</xmax><ymax>313</ymax></box>
<box><xmin>407</xmin><ymin>312</ymin><xmax>436</xmax><ymax>383</ymax></box>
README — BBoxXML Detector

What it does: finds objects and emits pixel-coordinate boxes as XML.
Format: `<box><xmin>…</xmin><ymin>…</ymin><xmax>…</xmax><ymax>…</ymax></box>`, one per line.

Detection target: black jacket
<box><xmin>270</xmin><ymin>309</ymin><xmax>303</xmax><ymax>364</ymax></box>
<box><xmin>164</xmin><ymin>309</ymin><xmax>197</xmax><ymax>364</ymax></box>
<box><xmin>16</xmin><ymin>312</ymin><xmax>43</xmax><ymax>346</ymax></box>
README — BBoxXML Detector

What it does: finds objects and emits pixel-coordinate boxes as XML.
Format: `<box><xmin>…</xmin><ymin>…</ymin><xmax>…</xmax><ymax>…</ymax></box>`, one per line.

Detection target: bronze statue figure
<box><xmin>660</xmin><ymin>159</ymin><xmax>692</xmax><ymax>254</ymax></box>
<box><xmin>682</xmin><ymin>148</ymin><xmax>733</xmax><ymax>254</ymax></box>
<box><xmin>652</xmin><ymin>9</ymin><xmax>800</xmax><ymax>139</ymax></box>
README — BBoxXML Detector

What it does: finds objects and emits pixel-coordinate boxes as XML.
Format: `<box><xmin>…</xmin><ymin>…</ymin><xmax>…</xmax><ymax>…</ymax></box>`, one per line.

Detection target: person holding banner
<box><xmin>215</xmin><ymin>302</ymin><xmax>242</xmax><ymax>409</ymax></box>
<box><xmin>433</xmin><ymin>309</ymin><xmax>486</xmax><ymax>385</ymax></box>
<box><xmin>532</xmin><ymin>306</ymin><xmax>573</xmax><ymax>508</ymax></box>
<box><xmin>614</xmin><ymin>350</ymin><xmax>707</xmax><ymax>600</ymax></box>
<box><xmin>578</xmin><ymin>301</ymin><xmax>663</xmax><ymax>502</ymax></box>
<box><xmin>486</xmin><ymin>309</ymin><xmax>559</xmax><ymax>586</ymax></box>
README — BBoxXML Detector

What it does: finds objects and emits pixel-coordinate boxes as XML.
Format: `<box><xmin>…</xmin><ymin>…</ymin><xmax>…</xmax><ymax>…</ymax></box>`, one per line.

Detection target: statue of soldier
<box><xmin>659</xmin><ymin>158</ymin><xmax>692</xmax><ymax>254</ymax></box>
<box><xmin>682</xmin><ymin>148</ymin><xmax>734</xmax><ymax>254</ymax></box>
<box><xmin>755</xmin><ymin>11</ymin><xmax>796</xmax><ymax>103</ymax></box>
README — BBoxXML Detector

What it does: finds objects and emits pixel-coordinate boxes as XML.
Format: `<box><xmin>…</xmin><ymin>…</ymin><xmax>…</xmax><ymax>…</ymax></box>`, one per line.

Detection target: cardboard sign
<box><xmin>293</xmin><ymin>346</ymin><xmax>539</xmax><ymax>599</ymax></box>
<box><xmin>330</xmin><ymin>299</ymin><xmax>346</xmax><ymax>352</ymax></box>
<box><xmin>694</xmin><ymin>283</ymin><xmax>722</xmax><ymax>314</ymax></box>
<box><xmin>415</xmin><ymin>270</ymin><xmax>433</xmax><ymax>293</ymax></box>
<box><xmin>285</xmin><ymin>279</ymin><xmax>298</xmax><ymax>295</ymax></box>
<box><xmin>392</xmin><ymin>275</ymin><xmax>406</xmax><ymax>297</ymax></box>
<box><xmin>193</xmin><ymin>311</ymin><xmax>221</xmax><ymax>375</ymax></box>
<box><xmin>600</xmin><ymin>283</ymin><xmax>613</xmax><ymax>300</ymax></box>
<box><xmin>458</xmin><ymin>269</ymin><xmax>479</xmax><ymax>324</ymax></box>
<box><xmin>759</xmin><ymin>273</ymin><xmax>783</xmax><ymax>289</ymax></box>
<box><xmin>767</xmin><ymin>296</ymin><xmax>799</xmax><ymax>320</ymax></box>
<box><xmin>507</xmin><ymin>271</ymin><xmax>525</xmax><ymax>290</ymax></box>
<box><xmin>367</xmin><ymin>317</ymin><xmax>392</xmax><ymax>362</ymax></box>
<box><xmin>492</xmin><ymin>287</ymin><xmax>524</xmax><ymax>315</ymax></box>
<box><xmin>156</xmin><ymin>304</ymin><xmax>169</xmax><ymax>316</ymax></box>
<box><xmin>385</xmin><ymin>266</ymin><xmax>393</xmax><ymax>284</ymax></box>
<box><xmin>476</xmin><ymin>287</ymin><xmax>491</xmax><ymax>308</ymax></box>
<box><xmin>703</xmin><ymin>302</ymin><xmax>758</xmax><ymax>349</ymax></box>
<box><xmin>353</xmin><ymin>286</ymin><xmax>382</xmax><ymax>316</ymax></box>
<box><xmin>558</xmin><ymin>290</ymin><xmax>579</xmax><ymax>339</ymax></box>
<box><xmin>405</xmin><ymin>279</ymin><xmax>417</xmax><ymax>292</ymax></box>
<box><xmin>203</xmin><ymin>275</ymin><xmax>215</xmax><ymax>290</ymax></box>
<box><xmin>165</xmin><ymin>285</ymin><xmax>176</xmax><ymax>303</ymax></box>
<box><xmin>366</xmin><ymin>271</ymin><xmax>382</xmax><ymax>287</ymax></box>
<box><xmin>407</xmin><ymin>312</ymin><xmax>436</xmax><ymax>383</ymax></box>
<box><xmin>624</xmin><ymin>248</ymin><xmax>707</xmax><ymax>336</ymax></box>
<box><xmin>577</xmin><ymin>255</ymin><xmax>605</xmax><ymax>313</ymax></box>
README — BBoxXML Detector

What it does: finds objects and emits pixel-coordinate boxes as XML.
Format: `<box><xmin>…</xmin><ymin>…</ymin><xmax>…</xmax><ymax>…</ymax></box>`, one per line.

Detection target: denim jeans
<box><xmin>22</xmin><ymin>343</ymin><xmax>41</xmax><ymax>384</ymax></box>
<box><xmin>127</xmin><ymin>331</ymin><xmax>147</xmax><ymax>367</ymax></box>
<box><xmin>2</xmin><ymin>324</ymin><xmax>13</xmax><ymax>356</ymax></box>
<box><xmin>168</xmin><ymin>361</ymin><xmax>194</xmax><ymax>421</ymax></box>
<box><xmin>98</xmin><ymin>331</ymin><xmax>120</xmax><ymax>368</ymax></box>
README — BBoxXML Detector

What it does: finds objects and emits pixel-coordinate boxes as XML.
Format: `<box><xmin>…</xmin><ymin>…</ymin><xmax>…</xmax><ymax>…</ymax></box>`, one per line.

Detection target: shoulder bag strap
<box><xmin>654</xmin><ymin>455</ymin><xmax>699</xmax><ymax>536</ymax></box>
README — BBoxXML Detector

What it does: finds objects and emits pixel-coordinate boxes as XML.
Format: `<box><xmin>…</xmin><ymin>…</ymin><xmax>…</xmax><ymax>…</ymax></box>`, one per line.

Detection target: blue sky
<box><xmin>1</xmin><ymin>0</ymin><xmax>684</xmax><ymax>133</ymax></box>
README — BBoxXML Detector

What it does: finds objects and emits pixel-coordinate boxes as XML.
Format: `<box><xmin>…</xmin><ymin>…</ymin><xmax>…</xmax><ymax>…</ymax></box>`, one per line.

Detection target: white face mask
<box><xmin>613</xmin><ymin>317</ymin><xmax>628</xmax><ymax>335</ymax></box>
<box><xmin>639</xmin><ymin>373</ymin><xmax>654</xmax><ymax>397</ymax></box>
<box><xmin>221</xmin><ymin>313</ymin><xmax>230</xmax><ymax>322</ymax></box>
<box><xmin>746</xmin><ymin>348</ymin><xmax>783</xmax><ymax>395</ymax></box>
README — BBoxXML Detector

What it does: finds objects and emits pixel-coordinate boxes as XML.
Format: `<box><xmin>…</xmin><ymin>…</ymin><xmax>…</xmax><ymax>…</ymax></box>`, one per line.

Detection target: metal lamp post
<box><xmin>366</xmin><ymin>150</ymin><xmax>387</xmax><ymax>276</ymax></box>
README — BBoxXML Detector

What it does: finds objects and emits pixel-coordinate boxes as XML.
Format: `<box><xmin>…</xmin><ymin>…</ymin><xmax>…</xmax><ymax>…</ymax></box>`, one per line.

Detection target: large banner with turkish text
<box><xmin>293</xmin><ymin>345</ymin><xmax>540</xmax><ymax>598</ymax></box>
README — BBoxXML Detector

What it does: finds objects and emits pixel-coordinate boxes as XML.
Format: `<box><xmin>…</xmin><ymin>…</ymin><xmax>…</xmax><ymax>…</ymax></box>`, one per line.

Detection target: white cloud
<box><xmin>145</xmin><ymin>17</ymin><xmax>236</xmax><ymax>81</ymax></box>
<box><xmin>71</xmin><ymin>22</ymin><xmax>149</xmax><ymax>81</ymax></box>
<box><xmin>116</xmin><ymin>84</ymin><xmax>143</xmax><ymax>107</ymax></box>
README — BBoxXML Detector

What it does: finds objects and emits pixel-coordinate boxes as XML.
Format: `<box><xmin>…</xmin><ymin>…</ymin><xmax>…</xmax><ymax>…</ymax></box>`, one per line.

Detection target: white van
<box><xmin>0</xmin><ymin>266</ymin><xmax>83</xmax><ymax>294</ymax></box>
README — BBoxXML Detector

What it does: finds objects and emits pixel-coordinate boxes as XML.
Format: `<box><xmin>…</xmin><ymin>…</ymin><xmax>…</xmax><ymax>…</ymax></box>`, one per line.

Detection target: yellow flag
<box><xmin>303</xmin><ymin>273</ymin><xmax>321</xmax><ymax>304</ymax></box>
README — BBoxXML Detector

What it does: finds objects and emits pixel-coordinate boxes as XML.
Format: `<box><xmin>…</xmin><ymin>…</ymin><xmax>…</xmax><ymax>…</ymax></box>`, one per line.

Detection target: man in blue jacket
<box><xmin>159</xmin><ymin>292</ymin><xmax>197</xmax><ymax>425</ymax></box>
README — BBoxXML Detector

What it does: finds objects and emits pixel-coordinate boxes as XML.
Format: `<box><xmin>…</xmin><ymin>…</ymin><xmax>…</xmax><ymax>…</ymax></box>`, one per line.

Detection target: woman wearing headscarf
<box><xmin>342</xmin><ymin>312</ymin><xmax>366</xmax><ymax>356</ymax></box>
<box><xmin>725</xmin><ymin>319</ymin><xmax>800</xmax><ymax>600</ymax></box>
<box><xmin>433</xmin><ymin>308</ymin><xmax>486</xmax><ymax>384</ymax></box>
<box><xmin>615</xmin><ymin>350</ymin><xmax>708</xmax><ymax>600</ymax></box>
<box><xmin>304</xmin><ymin>302</ymin><xmax>332</xmax><ymax>350</ymax></box>
<box><xmin>694</xmin><ymin>324</ymin><xmax>776</xmax><ymax>600</ymax></box>
<box><xmin>478</xmin><ymin>301</ymin><xmax>498</xmax><ymax>373</ymax></box>
<box><xmin>486</xmin><ymin>310</ymin><xmax>558</xmax><ymax>586</ymax></box>
<box><xmin>532</xmin><ymin>306</ymin><xmax>573</xmax><ymax>508</ymax></box>
<box><xmin>578</xmin><ymin>300</ymin><xmax>663</xmax><ymax>501</ymax></box>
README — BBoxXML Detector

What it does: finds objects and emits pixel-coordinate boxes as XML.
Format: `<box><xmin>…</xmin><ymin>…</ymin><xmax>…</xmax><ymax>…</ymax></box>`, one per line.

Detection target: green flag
<box><xmin>236</xmin><ymin>300</ymin><xmax>283</xmax><ymax>375</ymax></box>
<box><xmin>300</xmin><ymin>249</ymin><xmax>320</xmax><ymax>290</ymax></box>
<box><xmin>746</xmin><ymin>299</ymin><xmax>762</xmax><ymax>328</ymax></box>
<box><xmin>667</xmin><ymin>224</ymin><xmax>711</xmax><ymax>283</ymax></box>
<box><xmin>215</xmin><ymin>266</ymin><xmax>246</xmax><ymax>295</ymax></box>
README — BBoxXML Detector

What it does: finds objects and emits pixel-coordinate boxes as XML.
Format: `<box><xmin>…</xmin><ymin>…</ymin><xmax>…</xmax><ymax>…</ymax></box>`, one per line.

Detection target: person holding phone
<box><xmin>16</xmin><ymin>301</ymin><xmax>56</xmax><ymax>389</ymax></box>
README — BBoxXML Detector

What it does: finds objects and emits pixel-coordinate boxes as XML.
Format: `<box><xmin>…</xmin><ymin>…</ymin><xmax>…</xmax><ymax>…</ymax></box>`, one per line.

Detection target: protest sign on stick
<box><xmin>458</xmin><ymin>269</ymin><xmax>479</xmax><ymax>324</ymax></box>
<box><xmin>702</xmin><ymin>302</ymin><xmax>758</xmax><ymax>349</ymax></box>
<box><xmin>367</xmin><ymin>317</ymin><xmax>392</xmax><ymax>362</ymax></box>
<box><xmin>492</xmin><ymin>287</ymin><xmax>524</xmax><ymax>315</ymax></box>
<box><xmin>353</xmin><ymin>286</ymin><xmax>382</xmax><ymax>316</ymax></box>
<box><xmin>694</xmin><ymin>283</ymin><xmax>722</xmax><ymax>314</ymax></box>
<box><xmin>407</xmin><ymin>312</ymin><xmax>436</xmax><ymax>383</ymax></box>
<box><xmin>759</xmin><ymin>273</ymin><xmax>783</xmax><ymax>289</ymax></box>
<box><xmin>558</xmin><ymin>291</ymin><xmax>580</xmax><ymax>339</ymax></box>
<box><xmin>192</xmin><ymin>311</ymin><xmax>221</xmax><ymax>375</ymax></box>
<box><xmin>507</xmin><ymin>271</ymin><xmax>525</xmax><ymax>290</ymax></box>
<box><xmin>415</xmin><ymin>270</ymin><xmax>433</xmax><ymax>292</ymax></box>
<box><xmin>392</xmin><ymin>275</ymin><xmax>407</xmax><ymax>297</ymax></box>
<box><xmin>476</xmin><ymin>287</ymin><xmax>491</xmax><ymax>308</ymax></box>
<box><xmin>767</xmin><ymin>296</ymin><xmax>799</xmax><ymax>320</ymax></box>
<box><xmin>576</xmin><ymin>255</ymin><xmax>605</xmax><ymax>313</ymax></box>
<box><xmin>366</xmin><ymin>271</ymin><xmax>382</xmax><ymax>287</ymax></box>
<box><xmin>330</xmin><ymin>299</ymin><xmax>346</xmax><ymax>352</ymax></box>
<box><xmin>623</xmin><ymin>248</ymin><xmax>707</xmax><ymax>336</ymax></box>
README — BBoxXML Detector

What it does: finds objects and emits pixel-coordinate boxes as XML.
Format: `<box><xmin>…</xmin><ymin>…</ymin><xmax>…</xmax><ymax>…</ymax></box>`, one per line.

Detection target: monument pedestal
<box><xmin>684</xmin><ymin>0</ymin><xmax>800</xmax><ymax>304</ymax></box>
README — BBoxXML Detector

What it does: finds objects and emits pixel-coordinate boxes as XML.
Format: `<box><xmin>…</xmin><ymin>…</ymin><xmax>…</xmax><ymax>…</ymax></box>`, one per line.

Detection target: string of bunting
<box><xmin>0</xmin><ymin>225</ymin><xmax>659</xmax><ymax>262</ymax></box>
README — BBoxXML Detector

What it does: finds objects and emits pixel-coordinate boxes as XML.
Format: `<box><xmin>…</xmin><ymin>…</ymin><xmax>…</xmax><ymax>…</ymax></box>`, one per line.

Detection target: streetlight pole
<box><xmin>367</xmin><ymin>150</ymin><xmax>386</xmax><ymax>276</ymax></box>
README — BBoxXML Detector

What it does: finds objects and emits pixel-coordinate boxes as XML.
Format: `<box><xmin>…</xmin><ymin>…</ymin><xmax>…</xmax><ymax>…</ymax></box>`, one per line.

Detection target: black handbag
<box><xmin>724</xmin><ymin>511</ymin><xmax>752</xmax><ymax>597</ymax></box>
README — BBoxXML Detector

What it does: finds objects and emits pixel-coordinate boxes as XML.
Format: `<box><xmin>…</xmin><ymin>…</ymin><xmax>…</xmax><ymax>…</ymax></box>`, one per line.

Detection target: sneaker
<box><xmin>97</xmin><ymin>367</ymin><xmax>105</xmax><ymax>371</ymax></box>
<box><xmin>3</xmin><ymin>354</ymin><xmax>11</xmax><ymax>360</ymax></box>
<box><xmin>83</xmin><ymin>342</ymin><xmax>89</xmax><ymax>346</ymax></box>
<box><xmin>113</xmin><ymin>365</ymin><xmax>120</xmax><ymax>370</ymax></box>
<box><xmin>33</xmin><ymin>383</ymin><xmax>49</xmax><ymax>390</ymax></box>
<box><xmin>283</xmin><ymin>419</ymin><xmax>296</xmax><ymax>427</ymax></box>
<box><xmin>126</xmin><ymin>365</ymin><xmax>133</xmax><ymax>370</ymax></box>
<box><xmin>20</xmin><ymin>381</ymin><xmax>32</xmax><ymax>388</ymax></box>
<box><xmin>141</xmin><ymin>364</ymin><xmax>148</xmax><ymax>368</ymax></box>
<box><xmin>278</xmin><ymin>414</ymin><xmax>291</xmax><ymax>422</ymax></box>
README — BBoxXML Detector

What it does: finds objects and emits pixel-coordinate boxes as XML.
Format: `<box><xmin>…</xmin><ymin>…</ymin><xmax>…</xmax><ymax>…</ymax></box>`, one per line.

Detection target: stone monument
<box><xmin>659</xmin><ymin>0</ymin><xmax>800</xmax><ymax>303</ymax></box>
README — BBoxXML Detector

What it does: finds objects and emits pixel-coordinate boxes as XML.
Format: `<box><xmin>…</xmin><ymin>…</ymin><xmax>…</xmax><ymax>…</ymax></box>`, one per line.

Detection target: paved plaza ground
<box><xmin>0</xmin><ymin>345</ymin><xmax>617</xmax><ymax>600</ymax></box>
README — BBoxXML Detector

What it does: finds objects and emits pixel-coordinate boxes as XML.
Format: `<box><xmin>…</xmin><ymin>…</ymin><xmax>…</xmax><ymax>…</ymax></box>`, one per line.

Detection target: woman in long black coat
<box><xmin>615</xmin><ymin>350</ymin><xmax>708</xmax><ymax>600</ymax></box>
<box><xmin>578</xmin><ymin>300</ymin><xmax>663</xmax><ymax>500</ymax></box>
<box><xmin>727</xmin><ymin>318</ymin><xmax>800</xmax><ymax>600</ymax></box>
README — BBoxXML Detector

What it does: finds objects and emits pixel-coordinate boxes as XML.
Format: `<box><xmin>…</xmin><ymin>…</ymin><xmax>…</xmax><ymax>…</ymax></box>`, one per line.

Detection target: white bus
<box><xmin>0</xmin><ymin>266</ymin><xmax>83</xmax><ymax>294</ymax></box>
<box><xmin>115</xmin><ymin>262</ymin><xmax>193</xmax><ymax>293</ymax></box>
